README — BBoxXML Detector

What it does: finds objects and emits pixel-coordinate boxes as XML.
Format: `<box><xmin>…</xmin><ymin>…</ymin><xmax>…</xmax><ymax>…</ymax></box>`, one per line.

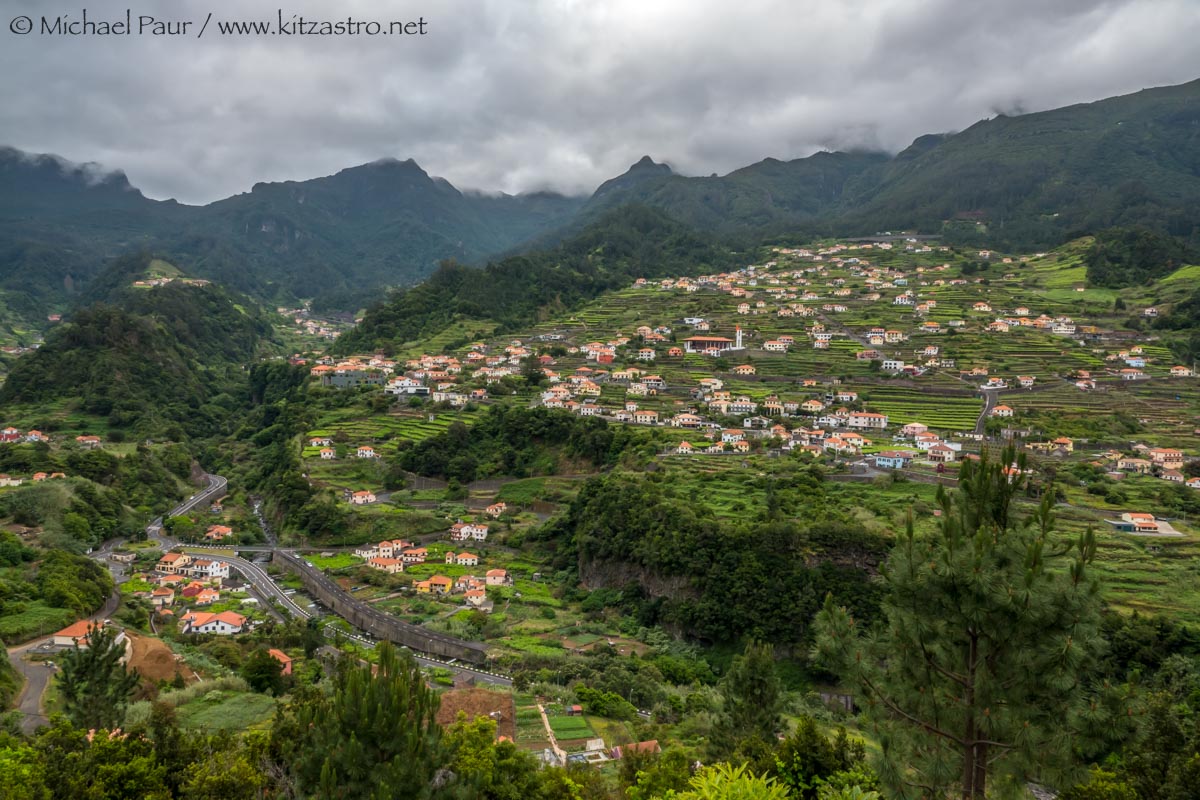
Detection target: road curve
<box><xmin>178</xmin><ymin>547</ymin><xmax>312</xmax><ymax>619</ymax></box>
<box><xmin>146</xmin><ymin>474</ymin><xmax>228</xmax><ymax>540</ymax></box>
<box><xmin>8</xmin><ymin>591</ymin><xmax>121</xmax><ymax>734</ymax></box>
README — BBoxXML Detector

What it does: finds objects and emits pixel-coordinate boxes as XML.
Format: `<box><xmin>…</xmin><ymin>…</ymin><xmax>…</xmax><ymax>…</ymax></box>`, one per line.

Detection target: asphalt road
<box><xmin>146</xmin><ymin>473</ymin><xmax>228</xmax><ymax>542</ymax></box>
<box><xmin>179</xmin><ymin>548</ymin><xmax>313</xmax><ymax>619</ymax></box>
<box><xmin>8</xmin><ymin>590</ymin><xmax>120</xmax><ymax>734</ymax></box>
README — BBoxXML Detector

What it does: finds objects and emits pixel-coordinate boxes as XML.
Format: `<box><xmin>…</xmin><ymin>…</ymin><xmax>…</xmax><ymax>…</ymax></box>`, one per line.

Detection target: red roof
<box><xmin>54</xmin><ymin>620</ymin><xmax>96</xmax><ymax>640</ymax></box>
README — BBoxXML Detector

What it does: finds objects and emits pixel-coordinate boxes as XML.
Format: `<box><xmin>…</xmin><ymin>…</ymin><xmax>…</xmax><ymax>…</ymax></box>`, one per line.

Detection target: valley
<box><xmin>1</xmin><ymin>81</ymin><xmax>1199</xmax><ymax>799</ymax></box>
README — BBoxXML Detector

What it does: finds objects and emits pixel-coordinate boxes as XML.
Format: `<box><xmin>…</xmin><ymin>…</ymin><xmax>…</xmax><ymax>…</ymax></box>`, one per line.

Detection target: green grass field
<box><xmin>174</xmin><ymin>690</ymin><xmax>278</xmax><ymax>731</ymax></box>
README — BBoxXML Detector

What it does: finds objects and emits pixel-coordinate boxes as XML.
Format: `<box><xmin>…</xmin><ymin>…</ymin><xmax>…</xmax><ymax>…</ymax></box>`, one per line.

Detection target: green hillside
<box><xmin>583</xmin><ymin>80</ymin><xmax>1200</xmax><ymax>251</ymax></box>
<box><xmin>336</xmin><ymin>204</ymin><xmax>738</xmax><ymax>354</ymax></box>
<box><xmin>0</xmin><ymin>255</ymin><xmax>275</xmax><ymax>439</ymax></box>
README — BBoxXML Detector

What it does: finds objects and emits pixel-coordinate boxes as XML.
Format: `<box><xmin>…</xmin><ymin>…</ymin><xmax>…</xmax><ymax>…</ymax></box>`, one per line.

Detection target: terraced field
<box><xmin>857</xmin><ymin>386</ymin><xmax>982</xmax><ymax>431</ymax></box>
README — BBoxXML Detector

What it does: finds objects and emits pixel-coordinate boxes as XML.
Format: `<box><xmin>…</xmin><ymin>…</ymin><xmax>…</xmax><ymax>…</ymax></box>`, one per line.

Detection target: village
<box><xmin>293</xmin><ymin>239</ymin><xmax>1198</xmax><ymax>503</ymax></box>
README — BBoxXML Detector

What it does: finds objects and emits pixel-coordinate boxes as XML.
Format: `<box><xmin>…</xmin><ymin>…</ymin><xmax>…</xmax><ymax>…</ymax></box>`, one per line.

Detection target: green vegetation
<box><xmin>0</xmin><ymin>253</ymin><xmax>274</xmax><ymax>441</ymax></box>
<box><xmin>397</xmin><ymin>405</ymin><xmax>639</xmax><ymax>481</ymax></box>
<box><xmin>815</xmin><ymin>450</ymin><xmax>1123</xmax><ymax>798</ymax></box>
<box><xmin>338</xmin><ymin>204</ymin><xmax>738</xmax><ymax>354</ymax></box>
<box><xmin>1085</xmin><ymin>227</ymin><xmax>1197</xmax><ymax>288</ymax></box>
<box><xmin>58</xmin><ymin>623</ymin><xmax>140</xmax><ymax>731</ymax></box>
<box><xmin>543</xmin><ymin>466</ymin><xmax>885</xmax><ymax>646</ymax></box>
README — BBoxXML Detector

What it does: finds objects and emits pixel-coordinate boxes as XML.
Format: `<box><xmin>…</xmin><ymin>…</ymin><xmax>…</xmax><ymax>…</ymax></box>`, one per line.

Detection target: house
<box><xmin>182</xmin><ymin>611</ymin><xmax>246</xmax><ymax>635</ymax></box>
<box><xmin>350</xmin><ymin>490</ymin><xmax>376</xmax><ymax>505</ymax></box>
<box><xmin>188</xmin><ymin>559</ymin><xmax>230</xmax><ymax>581</ymax></box>
<box><xmin>269</xmin><ymin>649</ymin><xmax>293</xmax><ymax>676</ymax></box>
<box><xmin>1170</xmin><ymin>365</ymin><xmax>1193</xmax><ymax>377</ymax></box>
<box><xmin>415</xmin><ymin>575</ymin><xmax>453</xmax><ymax>595</ymax></box>
<box><xmin>464</xmin><ymin>589</ymin><xmax>489</xmax><ymax>607</ymax></box>
<box><xmin>194</xmin><ymin>589</ymin><xmax>220</xmax><ymax>606</ymax></box>
<box><xmin>200</xmin><ymin>525</ymin><xmax>230</xmax><ymax>544</ymax></box>
<box><xmin>449</xmin><ymin>522</ymin><xmax>489</xmax><ymax>541</ymax></box>
<box><xmin>485</xmin><ymin>502</ymin><xmax>507</xmax><ymax>517</ymax></box>
<box><xmin>989</xmin><ymin>405</ymin><xmax>1015</xmax><ymax>418</ymax></box>
<box><xmin>385</xmin><ymin>376</ymin><xmax>430</xmax><ymax>396</ymax></box>
<box><xmin>682</xmin><ymin>336</ymin><xmax>737</xmax><ymax>353</ymax></box>
<box><xmin>309</xmin><ymin>437</ymin><xmax>332</xmax><ymax>447</ymax></box>
<box><xmin>400</xmin><ymin>547</ymin><xmax>428</xmax><ymax>564</ymax></box>
<box><xmin>320</xmin><ymin>448</ymin><xmax>335</xmax><ymax>460</ymax></box>
<box><xmin>1148</xmin><ymin>448</ymin><xmax>1185</xmax><ymax>470</ymax></box>
<box><xmin>52</xmin><ymin>620</ymin><xmax>117</xmax><ymax>648</ymax></box>
<box><xmin>75</xmin><ymin>435</ymin><xmax>102</xmax><ymax>449</ymax></box>
<box><xmin>1117</xmin><ymin>457</ymin><xmax>1153</xmax><ymax>474</ymax></box>
<box><xmin>1107</xmin><ymin>512</ymin><xmax>1160</xmax><ymax>533</ymax></box>
<box><xmin>721</xmin><ymin>429</ymin><xmax>745</xmax><ymax>444</ymax></box>
<box><xmin>367</xmin><ymin>557</ymin><xmax>404</xmax><ymax>574</ymax></box>
<box><xmin>486</xmin><ymin>569</ymin><xmax>510</xmax><ymax>586</ymax></box>
<box><xmin>0</xmin><ymin>474</ymin><xmax>22</xmax><ymax>487</ymax></box>
<box><xmin>900</xmin><ymin>422</ymin><xmax>929</xmax><ymax>437</ymax></box>
<box><xmin>356</xmin><ymin>445</ymin><xmax>378</xmax><ymax>458</ymax></box>
<box><xmin>1017</xmin><ymin>376</ymin><xmax>1035</xmax><ymax>388</ymax></box>
<box><xmin>732</xmin><ymin>364</ymin><xmax>756</xmax><ymax>375</ymax></box>
<box><xmin>676</xmin><ymin>441</ymin><xmax>695</xmax><ymax>455</ymax></box>
<box><xmin>847</xmin><ymin>412</ymin><xmax>888</xmax><ymax>430</ymax></box>
<box><xmin>156</xmin><ymin>552</ymin><xmax>192</xmax><ymax>574</ymax></box>
<box><xmin>1163</xmin><ymin>470</ymin><xmax>1185</xmax><ymax>483</ymax></box>
<box><xmin>873</xmin><ymin>451</ymin><xmax>914</xmax><ymax>469</ymax></box>
<box><xmin>446</xmin><ymin>551</ymin><xmax>480</xmax><ymax>567</ymax></box>
<box><xmin>928</xmin><ymin>444</ymin><xmax>957</xmax><ymax>463</ymax></box>
<box><xmin>151</xmin><ymin>587</ymin><xmax>175</xmax><ymax>607</ymax></box>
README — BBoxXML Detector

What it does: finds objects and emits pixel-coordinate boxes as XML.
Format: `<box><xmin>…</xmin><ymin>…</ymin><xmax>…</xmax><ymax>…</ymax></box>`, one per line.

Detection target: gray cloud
<box><xmin>1</xmin><ymin>0</ymin><xmax>1197</xmax><ymax>204</ymax></box>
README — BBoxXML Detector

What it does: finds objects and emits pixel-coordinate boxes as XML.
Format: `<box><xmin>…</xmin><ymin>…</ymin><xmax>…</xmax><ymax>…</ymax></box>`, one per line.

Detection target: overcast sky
<box><xmin>2</xmin><ymin>0</ymin><xmax>1198</xmax><ymax>205</ymax></box>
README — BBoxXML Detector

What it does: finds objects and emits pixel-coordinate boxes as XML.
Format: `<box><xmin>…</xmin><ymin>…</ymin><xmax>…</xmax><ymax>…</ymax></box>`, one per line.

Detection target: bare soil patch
<box><xmin>435</xmin><ymin>687</ymin><xmax>516</xmax><ymax>741</ymax></box>
<box><xmin>127</xmin><ymin>632</ymin><xmax>184</xmax><ymax>683</ymax></box>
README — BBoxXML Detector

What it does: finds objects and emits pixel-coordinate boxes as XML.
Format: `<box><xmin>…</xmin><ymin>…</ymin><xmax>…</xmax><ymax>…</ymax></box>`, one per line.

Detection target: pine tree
<box><xmin>813</xmin><ymin>447</ymin><xmax>1126</xmax><ymax>799</ymax></box>
<box><xmin>57</xmin><ymin>623</ymin><xmax>139</xmax><ymax>731</ymax></box>
<box><xmin>275</xmin><ymin>643</ymin><xmax>452</xmax><ymax>799</ymax></box>
<box><xmin>710</xmin><ymin>640</ymin><xmax>783</xmax><ymax>761</ymax></box>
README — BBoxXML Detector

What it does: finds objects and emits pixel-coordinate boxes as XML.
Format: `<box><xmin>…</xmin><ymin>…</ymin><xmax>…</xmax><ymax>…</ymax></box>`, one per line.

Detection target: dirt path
<box><xmin>537</xmin><ymin>703</ymin><xmax>568</xmax><ymax>764</ymax></box>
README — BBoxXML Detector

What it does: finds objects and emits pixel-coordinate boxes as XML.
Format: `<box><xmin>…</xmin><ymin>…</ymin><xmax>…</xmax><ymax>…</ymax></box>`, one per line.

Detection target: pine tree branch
<box><xmin>861</xmin><ymin>674</ymin><xmax>966</xmax><ymax>746</ymax></box>
<box><xmin>920</xmin><ymin>642</ymin><xmax>970</xmax><ymax>688</ymax></box>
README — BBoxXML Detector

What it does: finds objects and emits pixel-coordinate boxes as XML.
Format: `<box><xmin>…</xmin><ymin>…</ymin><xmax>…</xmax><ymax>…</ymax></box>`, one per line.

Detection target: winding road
<box><xmin>7</xmin><ymin>590</ymin><xmax>120</xmax><ymax>735</ymax></box>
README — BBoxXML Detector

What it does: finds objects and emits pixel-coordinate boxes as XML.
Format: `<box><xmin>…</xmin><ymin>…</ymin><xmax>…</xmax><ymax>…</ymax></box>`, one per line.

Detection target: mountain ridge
<box><xmin>1</xmin><ymin>77</ymin><xmax>1198</xmax><ymax>327</ymax></box>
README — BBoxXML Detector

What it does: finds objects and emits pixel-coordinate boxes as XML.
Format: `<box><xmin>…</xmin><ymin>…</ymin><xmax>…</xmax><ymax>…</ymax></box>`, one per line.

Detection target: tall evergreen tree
<box><xmin>273</xmin><ymin>643</ymin><xmax>453</xmax><ymax>799</ymax></box>
<box><xmin>57</xmin><ymin>623</ymin><xmax>139</xmax><ymax>731</ymax></box>
<box><xmin>710</xmin><ymin>640</ymin><xmax>783</xmax><ymax>762</ymax></box>
<box><xmin>814</xmin><ymin>448</ymin><xmax>1125</xmax><ymax>799</ymax></box>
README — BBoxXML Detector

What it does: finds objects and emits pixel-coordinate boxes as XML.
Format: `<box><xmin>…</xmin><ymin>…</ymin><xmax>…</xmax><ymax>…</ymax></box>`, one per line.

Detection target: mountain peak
<box><xmin>629</xmin><ymin>155</ymin><xmax>671</xmax><ymax>174</ymax></box>
<box><xmin>589</xmin><ymin>156</ymin><xmax>673</xmax><ymax>200</ymax></box>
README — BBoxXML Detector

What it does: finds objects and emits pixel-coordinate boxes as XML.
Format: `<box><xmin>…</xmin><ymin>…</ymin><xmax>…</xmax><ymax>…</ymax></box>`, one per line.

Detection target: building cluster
<box><xmin>350</xmin><ymin>536</ymin><xmax>511</xmax><ymax>614</ymax></box>
<box><xmin>134</xmin><ymin>552</ymin><xmax>249</xmax><ymax>634</ymax></box>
